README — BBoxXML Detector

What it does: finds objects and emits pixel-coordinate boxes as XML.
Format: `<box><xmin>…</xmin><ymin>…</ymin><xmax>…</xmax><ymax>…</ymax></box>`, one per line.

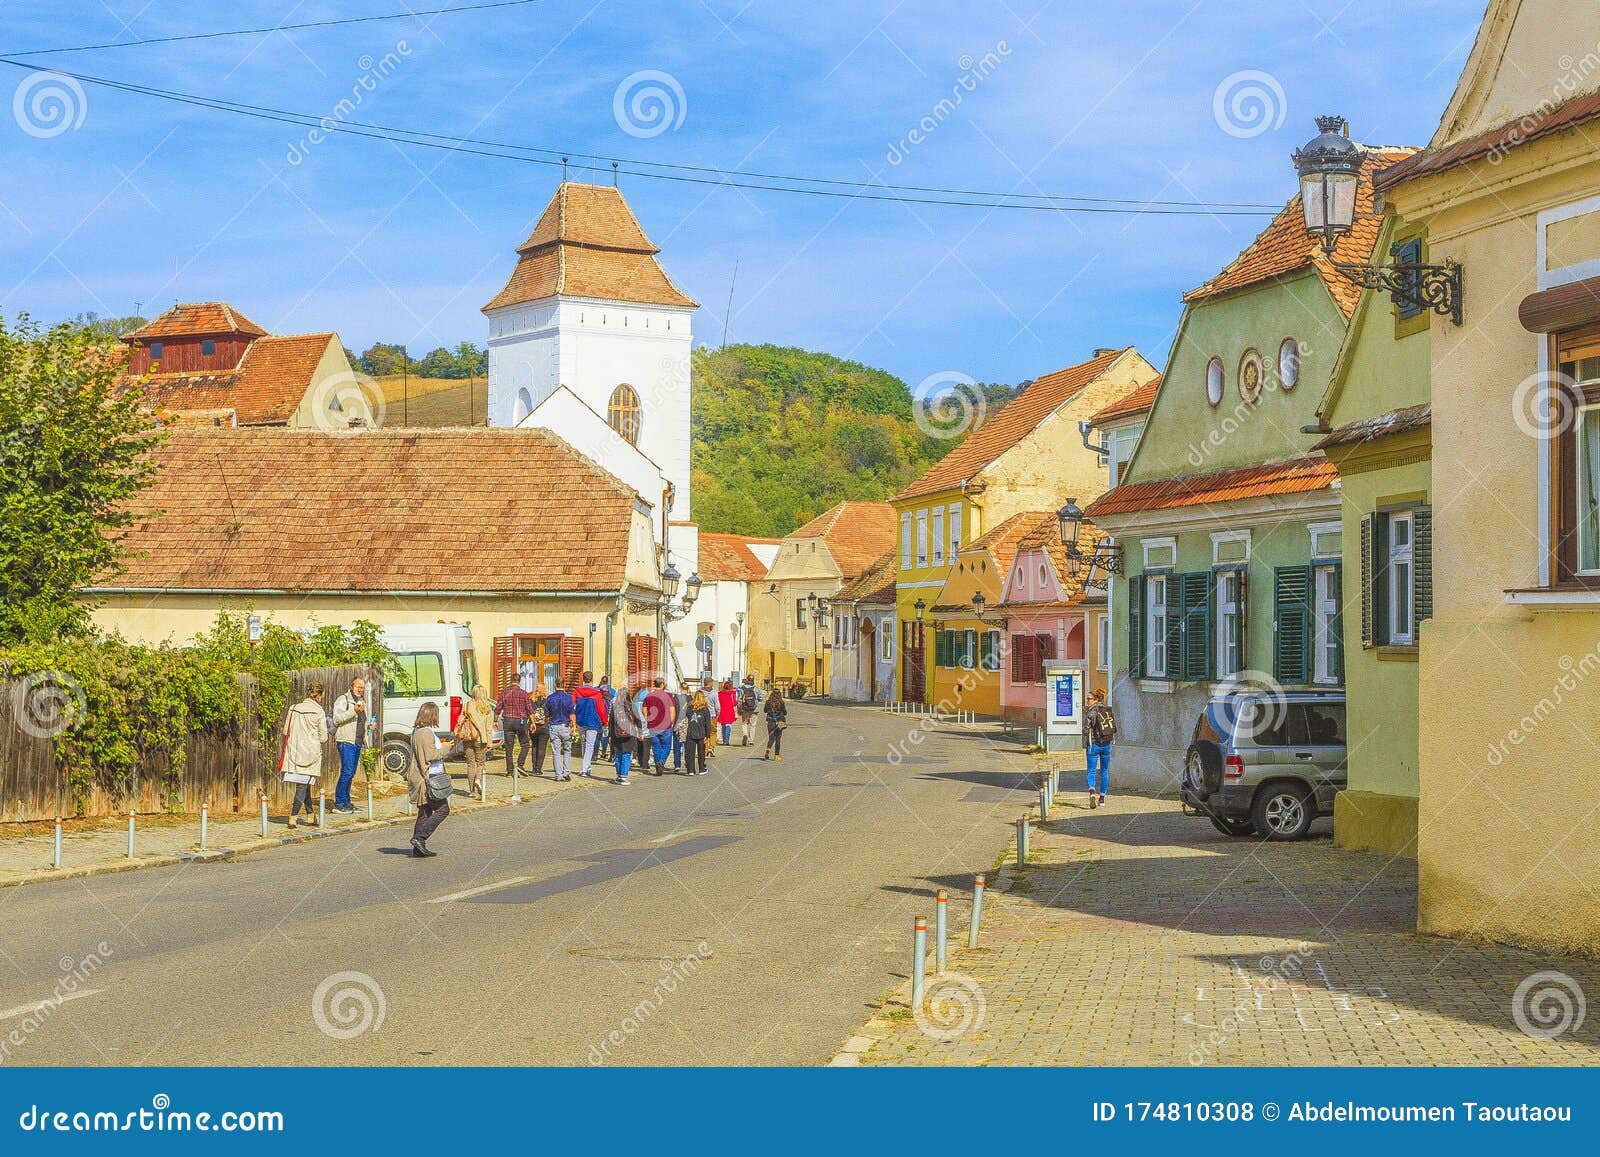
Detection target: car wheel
<box><xmin>1207</xmin><ymin>813</ymin><xmax>1255</xmax><ymax>837</ymax></box>
<box><xmin>381</xmin><ymin>739</ymin><xmax>412</xmax><ymax>777</ymax></box>
<box><xmin>1251</xmin><ymin>783</ymin><xmax>1314</xmax><ymax>841</ymax></box>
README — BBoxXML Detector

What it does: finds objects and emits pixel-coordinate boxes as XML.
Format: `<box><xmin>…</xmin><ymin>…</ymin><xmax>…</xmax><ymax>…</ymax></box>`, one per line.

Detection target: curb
<box><xmin>0</xmin><ymin>778</ymin><xmax>594</xmax><ymax>891</ymax></box>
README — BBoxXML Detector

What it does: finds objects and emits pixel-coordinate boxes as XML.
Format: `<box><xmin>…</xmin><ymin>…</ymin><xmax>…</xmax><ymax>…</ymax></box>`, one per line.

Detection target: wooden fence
<box><xmin>0</xmin><ymin>663</ymin><xmax>383</xmax><ymax>824</ymax></box>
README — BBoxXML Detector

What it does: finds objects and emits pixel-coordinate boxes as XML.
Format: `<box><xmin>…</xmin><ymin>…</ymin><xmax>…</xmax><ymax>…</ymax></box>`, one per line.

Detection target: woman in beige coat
<box><xmin>459</xmin><ymin>683</ymin><xmax>495</xmax><ymax>797</ymax></box>
<box><xmin>407</xmin><ymin>701</ymin><xmax>450</xmax><ymax>857</ymax></box>
<box><xmin>282</xmin><ymin>684</ymin><xmax>328</xmax><ymax>830</ymax></box>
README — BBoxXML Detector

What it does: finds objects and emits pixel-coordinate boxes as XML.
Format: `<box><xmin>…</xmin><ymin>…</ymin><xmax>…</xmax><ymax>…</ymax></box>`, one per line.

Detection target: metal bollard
<box><xmin>199</xmin><ymin>802</ymin><xmax>209</xmax><ymax>850</ymax></box>
<box><xmin>318</xmin><ymin>790</ymin><xmax>326</xmax><ymax>827</ymax></box>
<box><xmin>127</xmin><ymin>811</ymin><xmax>136</xmax><ymax>859</ymax></box>
<box><xmin>404</xmin><ymin>792</ymin><xmax>413</xmax><ymax>816</ymax></box>
<box><xmin>259</xmin><ymin>791</ymin><xmax>269</xmax><ymax>838</ymax></box>
<box><xmin>1036</xmin><ymin>725</ymin><xmax>1043</xmax><ymax>748</ymax></box>
<box><xmin>511</xmin><ymin>765</ymin><xmax>521</xmax><ymax>803</ymax></box>
<box><xmin>1039</xmin><ymin>784</ymin><xmax>1050</xmax><ymax>821</ymax></box>
<box><xmin>1050</xmin><ymin>766</ymin><xmax>1061</xmax><ymax>797</ymax></box>
<box><xmin>912</xmin><ymin>917</ymin><xmax>927</xmax><ymax>1009</ymax></box>
<box><xmin>935</xmin><ymin>889</ymin><xmax>948</xmax><ymax>973</ymax></box>
<box><xmin>1015</xmin><ymin>816</ymin><xmax>1030</xmax><ymax>865</ymax></box>
<box><xmin>367</xmin><ymin>786</ymin><xmax>375</xmax><ymax>822</ymax></box>
<box><xmin>969</xmin><ymin>873</ymin><xmax>985</xmax><ymax>948</ymax></box>
<box><xmin>53</xmin><ymin>817</ymin><xmax>62</xmax><ymax>869</ymax></box>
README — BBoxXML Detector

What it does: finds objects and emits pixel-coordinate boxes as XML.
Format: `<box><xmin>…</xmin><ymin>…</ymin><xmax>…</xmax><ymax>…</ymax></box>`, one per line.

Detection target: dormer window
<box><xmin>201</xmin><ymin>339</ymin><xmax>216</xmax><ymax>357</ymax></box>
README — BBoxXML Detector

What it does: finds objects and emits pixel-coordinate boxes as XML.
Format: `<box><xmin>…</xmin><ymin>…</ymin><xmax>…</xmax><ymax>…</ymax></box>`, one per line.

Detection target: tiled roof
<box><xmin>960</xmin><ymin>510</ymin><xmax>1053</xmax><ymax>576</ymax></box>
<box><xmin>1183</xmin><ymin>149</ymin><xmax>1417</xmax><ymax>320</ymax></box>
<box><xmin>895</xmin><ymin>348</ymin><xmax>1144</xmax><ymax>501</ymax></box>
<box><xmin>789</xmin><ymin>501</ymin><xmax>898</xmax><ymax>577</ymax></box>
<box><xmin>483</xmin><ymin>182</ymin><xmax>697</xmax><ymax>311</ymax></box>
<box><xmin>125</xmin><ymin>333</ymin><xmax>338</xmax><ymax>426</ymax></box>
<box><xmin>833</xmin><ymin>547</ymin><xmax>897</xmax><ymax>604</ymax></box>
<box><xmin>1084</xmin><ymin>455</ymin><xmax>1339</xmax><ymax>519</ymax></box>
<box><xmin>102</xmin><ymin>427</ymin><xmax>643</xmax><ymax>594</ymax></box>
<box><xmin>1313</xmin><ymin>403</ymin><xmax>1432</xmax><ymax>452</ymax></box>
<box><xmin>1376</xmin><ymin>88</ymin><xmax>1600</xmax><ymax>191</ymax></box>
<box><xmin>1088</xmin><ymin>376</ymin><xmax>1160</xmax><ymax>426</ymax></box>
<box><xmin>999</xmin><ymin>517</ymin><xmax>1099</xmax><ymax>609</ymax></box>
<box><xmin>697</xmin><ymin>532</ymin><xmax>781</xmax><ymax>582</ymax></box>
<box><xmin>122</xmin><ymin>303</ymin><xmax>268</xmax><ymax>340</ymax></box>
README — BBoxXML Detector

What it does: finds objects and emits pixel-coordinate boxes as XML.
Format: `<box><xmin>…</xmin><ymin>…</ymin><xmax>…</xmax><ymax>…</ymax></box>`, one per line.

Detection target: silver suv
<box><xmin>1179</xmin><ymin>692</ymin><xmax>1347</xmax><ymax>840</ymax></box>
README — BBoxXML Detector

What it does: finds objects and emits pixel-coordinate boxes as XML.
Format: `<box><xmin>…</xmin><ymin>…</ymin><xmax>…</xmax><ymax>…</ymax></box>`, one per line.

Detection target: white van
<box><xmin>377</xmin><ymin>623</ymin><xmax>490</xmax><ymax>776</ymax></box>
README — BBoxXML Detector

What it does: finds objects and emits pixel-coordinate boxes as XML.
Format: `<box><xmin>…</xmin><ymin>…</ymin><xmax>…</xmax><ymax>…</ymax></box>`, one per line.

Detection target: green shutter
<box><xmin>1127</xmin><ymin>577</ymin><xmax>1145</xmax><ymax>679</ymax></box>
<box><xmin>1372</xmin><ymin>515</ymin><xmax>1390</xmax><ymax>647</ymax></box>
<box><xmin>1414</xmin><ymin>504</ymin><xmax>1433</xmax><ymax>624</ymax></box>
<box><xmin>1179</xmin><ymin>572</ymin><xmax>1211</xmax><ymax>681</ymax></box>
<box><xmin>1234</xmin><ymin>569</ymin><xmax>1249</xmax><ymax>668</ymax></box>
<box><xmin>1328</xmin><ymin>563</ymin><xmax>1345</xmax><ymax>684</ymax></box>
<box><xmin>1164</xmin><ymin>577</ymin><xmax>1183</xmax><ymax>681</ymax></box>
<box><xmin>934</xmin><ymin>630</ymin><xmax>946</xmax><ymax>667</ymax></box>
<box><xmin>1359</xmin><ymin>514</ymin><xmax>1376</xmax><ymax>649</ymax></box>
<box><xmin>1274</xmin><ymin>565</ymin><xmax>1312</xmax><ymax>684</ymax></box>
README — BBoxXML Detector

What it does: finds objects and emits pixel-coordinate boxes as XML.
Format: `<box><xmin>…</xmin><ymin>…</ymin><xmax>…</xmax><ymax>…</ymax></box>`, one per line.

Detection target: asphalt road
<box><xmin>0</xmin><ymin>703</ymin><xmax>1040</xmax><ymax>1066</ymax></box>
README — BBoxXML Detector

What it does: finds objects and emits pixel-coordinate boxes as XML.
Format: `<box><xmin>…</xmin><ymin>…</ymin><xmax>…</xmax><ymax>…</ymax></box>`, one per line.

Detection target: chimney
<box><xmin>1094</xmin><ymin>347</ymin><xmax>1121</xmax><ymax>357</ymax></box>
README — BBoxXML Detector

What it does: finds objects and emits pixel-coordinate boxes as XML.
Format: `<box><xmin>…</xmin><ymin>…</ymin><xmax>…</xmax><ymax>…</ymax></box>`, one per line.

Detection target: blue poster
<box><xmin>1055</xmin><ymin>673</ymin><xmax>1076</xmax><ymax>719</ymax></box>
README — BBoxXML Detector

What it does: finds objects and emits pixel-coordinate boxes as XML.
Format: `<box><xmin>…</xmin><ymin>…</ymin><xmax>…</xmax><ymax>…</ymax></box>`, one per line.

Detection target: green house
<box><xmin>1309</xmin><ymin>210</ymin><xmax>1434</xmax><ymax>856</ymax></box>
<box><xmin>1084</xmin><ymin>148</ymin><xmax>1413</xmax><ymax>790</ymax></box>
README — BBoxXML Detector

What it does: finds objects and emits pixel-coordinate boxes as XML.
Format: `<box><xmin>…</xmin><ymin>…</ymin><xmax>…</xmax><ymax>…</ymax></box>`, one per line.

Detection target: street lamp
<box><xmin>661</xmin><ymin>562</ymin><xmax>681</xmax><ymax>601</ymax></box>
<box><xmin>913</xmin><ymin>598</ymin><xmax>926</xmax><ymax>621</ymax></box>
<box><xmin>684</xmin><ymin>571</ymin><xmax>702</xmax><ymax>605</ymax></box>
<box><xmin>1057</xmin><ymin>497</ymin><xmax>1122</xmax><ymax>588</ymax></box>
<box><xmin>1292</xmin><ymin>115</ymin><xmax>1463</xmax><ymax>325</ymax></box>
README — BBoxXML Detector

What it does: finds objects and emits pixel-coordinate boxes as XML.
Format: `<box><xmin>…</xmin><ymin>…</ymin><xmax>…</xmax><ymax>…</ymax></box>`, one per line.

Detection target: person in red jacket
<box><xmin>716</xmin><ymin>679</ymin><xmax>738</xmax><ymax>746</ymax></box>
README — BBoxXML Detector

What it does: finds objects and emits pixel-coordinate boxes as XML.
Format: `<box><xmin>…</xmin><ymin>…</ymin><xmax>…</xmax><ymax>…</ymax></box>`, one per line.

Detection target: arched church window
<box><xmin>609</xmin><ymin>384</ymin><xmax>642</xmax><ymax>446</ymax></box>
<box><xmin>513</xmin><ymin>387</ymin><xmax>533</xmax><ymax>425</ymax></box>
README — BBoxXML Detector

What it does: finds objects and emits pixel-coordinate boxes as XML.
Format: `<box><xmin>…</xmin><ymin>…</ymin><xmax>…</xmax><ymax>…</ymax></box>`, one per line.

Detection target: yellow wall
<box><xmin>745</xmin><ymin>532</ymin><xmax>844</xmax><ymax>691</ymax></box>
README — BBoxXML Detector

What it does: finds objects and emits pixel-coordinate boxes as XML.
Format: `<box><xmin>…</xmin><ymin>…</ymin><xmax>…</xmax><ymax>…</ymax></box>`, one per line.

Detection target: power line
<box><xmin>0</xmin><ymin>59</ymin><xmax>1279</xmax><ymax>216</ymax></box>
<box><xmin>5</xmin><ymin>0</ymin><xmax>546</xmax><ymax>57</ymax></box>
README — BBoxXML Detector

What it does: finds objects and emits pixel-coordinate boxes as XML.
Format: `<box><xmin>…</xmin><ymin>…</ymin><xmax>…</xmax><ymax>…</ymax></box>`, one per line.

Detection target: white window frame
<box><xmin>1308</xmin><ymin>520</ymin><xmax>1342</xmax><ymax>560</ymax></box>
<box><xmin>916</xmin><ymin>509</ymin><xmax>929</xmax><ymax>567</ymax></box>
<box><xmin>1214</xmin><ymin>569</ymin><xmax>1242</xmax><ymax>679</ymax></box>
<box><xmin>932</xmin><ymin>507</ymin><xmax>945</xmax><ymax>566</ymax></box>
<box><xmin>1210</xmin><ymin>529</ymin><xmax>1252</xmax><ymax>566</ymax></box>
<box><xmin>1142</xmin><ymin>537</ymin><xmax>1177</xmax><ymax>571</ymax></box>
<box><xmin>1575</xmin><ymin>397</ymin><xmax>1600</xmax><ymax>576</ymax></box>
<box><xmin>948</xmin><ymin>504</ymin><xmax>963</xmax><ymax>556</ymax></box>
<box><xmin>1313</xmin><ymin>562</ymin><xmax>1342</xmax><ymax>684</ymax></box>
<box><xmin>1097</xmin><ymin>614</ymin><xmax>1110</xmax><ymax>671</ymax></box>
<box><xmin>1109</xmin><ymin>424</ymin><xmax>1141</xmax><ymax>487</ymax></box>
<box><xmin>1146</xmin><ymin>573</ymin><xmax>1169</xmax><ymax>679</ymax></box>
<box><xmin>900</xmin><ymin>513</ymin><xmax>913</xmax><ymax>568</ymax></box>
<box><xmin>881</xmin><ymin>618</ymin><xmax>894</xmax><ymax>661</ymax></box>
<box><xmin>1386</xmin><ymin>511</ymin><xmax>1415</xmax><ymax>646</ymax></box>
<box><xmin>981</xmin><ymin>628</ymin><xmax>1002</xmax><ymax>671</ymax></box>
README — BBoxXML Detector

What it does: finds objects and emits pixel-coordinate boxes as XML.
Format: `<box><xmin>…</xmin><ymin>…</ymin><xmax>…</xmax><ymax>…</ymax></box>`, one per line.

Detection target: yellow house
<box><xmin>1375</xmin><ymin>0</ymin><xmax>1600</xmax><ymax>953</ymax></box>
<box><xmin>890</xmin><ymin>347</ymin><xmax>1159</xmax><ymax>706</ymax></box>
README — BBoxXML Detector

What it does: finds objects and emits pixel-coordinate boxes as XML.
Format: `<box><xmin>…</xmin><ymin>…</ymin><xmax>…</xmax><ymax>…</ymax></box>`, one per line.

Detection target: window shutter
<box><xmin>1328</xmin><ymin>562</ymin><xmax>1345</xmax><ymax>684</ymax></box>
<box><xmin>1359</xmin><ymin>514</ymin><xmax>1376</xmax><ymax>649</ymax></box>
<box><xmin>1414</xmin><ymin>504</ymin><xmax>1433</xmax><ymax>624</ymax></box>
<box><xmin>963</xmin><ymin>628</ymin><xmax>977</xmax><ymax>669</ymax></box>
<box><xmin>1164</xmin><ymin>581</ymin><xmax>1184</xmax><ymax>682</ymax></box>
<box><xmin>1180</xmin><ymin>572</ymin><xmax>1211</xmax><ymax>681</ymax></box>
<box><xmin>1372</xmin><ymin>515</ymin><xmax>1390</xmax><ymax>647</ymax></box>
<box><xmin>492</xmin><ymin>636</ymin><xmax>516</xmax><ymax>696</ymax></box>
<box><xmin>560</xmin><ymin>636</ymin><xmax>585</xmax><ymax>689</ymax></box>
<box><xmin>1392</xmin><ymin>237</ymin><xmax>1424</xmax><ymax>319</ymax></box>
<box><xmin>1273</xmin><ymin>565</ymin><xmax>1312</xmax><ymax>684</ymax></box>
<box><xmin>1009</xmin><ymin>633</ymin><xmax>1026</xmax><ymax>682</ymax></box>
<box><xmin>1234</xmin><ymin>569</ymin><xmax>1248</xmax><ymax>667</ymax></box>
<box><xmin>1127</xmin><ymin>577</ymin><xmax>1145</xmax><ymax>678</ymax></box>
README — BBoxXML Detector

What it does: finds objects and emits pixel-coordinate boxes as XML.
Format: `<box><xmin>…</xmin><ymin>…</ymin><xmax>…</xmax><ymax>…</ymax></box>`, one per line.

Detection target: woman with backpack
<box><xmin>736</xmin><ymin>676</ymin><xmax>759</xmax><ymax>745</ymax></box>
<box><xmin>1083</xmin><ymin>688</ymin><xmax>1117</xmax><ymax>809</ymax></box>
<box><xmin>682</xmin><ymin>689</ymin><xmax>714</xmax><ymax>776</ymax></box>
<box><xmin>407</xmin><ymin>701</ymin><xmax>451</xmax><ymax>857</ymax></box>
<box><xmin>762</xmin><ymin>690</ymin><xmax>787</xmax><ymax>761</ymax></box>
<box><xmin>458</xmin><ymin>683</ymin><xmax>495</xmax><ymax>799</ymax></box>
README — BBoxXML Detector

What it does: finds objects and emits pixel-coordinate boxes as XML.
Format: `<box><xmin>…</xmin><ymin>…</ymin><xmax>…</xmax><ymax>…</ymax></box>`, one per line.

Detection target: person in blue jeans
<box><xmin>1083</xmin><ymin>688</ymin><xmax>1116</xmax><ymax>810</ymax></box>
<box><xmin>329</xmin><ymin>677</ymin><xmax>369</xmax><ymax>813</ymax></box>
<box><xmin>596</xmin><ymin>675</ymin><xmax>615</xmax><ymax>760</ymax></box>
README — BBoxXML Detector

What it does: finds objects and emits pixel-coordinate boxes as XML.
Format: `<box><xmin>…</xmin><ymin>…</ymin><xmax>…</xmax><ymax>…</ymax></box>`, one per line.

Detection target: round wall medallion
<box><xmin>1238</xmin><ymin>348</ymin><xmax>1264</xmax><ymax>404</ymax></box>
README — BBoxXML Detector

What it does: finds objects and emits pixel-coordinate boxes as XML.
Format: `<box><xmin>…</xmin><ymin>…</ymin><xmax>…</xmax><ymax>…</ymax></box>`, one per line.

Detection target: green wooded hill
<box><xmin>691</xmin><ymin>344</ymin><xmax>1009</xmax><ymax>538</ymax></box>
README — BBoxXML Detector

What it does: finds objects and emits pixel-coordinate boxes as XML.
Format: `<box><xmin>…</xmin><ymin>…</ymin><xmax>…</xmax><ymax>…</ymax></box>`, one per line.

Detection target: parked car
<box><xmin>1180</xmin><ymin>691</ymin><xmax>1347</xmax><ymax>840</ymax></box>
<box><xmin>377</xmin><ymin>623</ymin><xmax>490</xmax><ymax>776</ymax></box>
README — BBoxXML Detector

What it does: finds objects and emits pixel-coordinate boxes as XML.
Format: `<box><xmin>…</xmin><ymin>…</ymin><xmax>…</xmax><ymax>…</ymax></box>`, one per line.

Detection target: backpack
<box><xmin>1086</xmin><ymin>705</ymin><xmax>1116</xmax><ymax>745</ymax></box>
<box><xmin>739</xmin><ymin>685</ymin><xmax>757</xmax><ymax>712</ymax></box>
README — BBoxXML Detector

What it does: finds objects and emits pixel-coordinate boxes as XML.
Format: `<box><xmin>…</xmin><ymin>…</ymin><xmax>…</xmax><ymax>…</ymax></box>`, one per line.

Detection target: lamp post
<box><xmin>1057</xmin><ymin>497</ymin><xmax>1122</xmax><ymax>590</ymax></box>
<box><xmin>910</xmin><ymin>598</ymin><xmax>928</xmax><ymax>706</ymax></box>
<box><xmin>1292</xmin><ymin>115</ymin><xmax>1463</xmax><ymax>325</ymax></box>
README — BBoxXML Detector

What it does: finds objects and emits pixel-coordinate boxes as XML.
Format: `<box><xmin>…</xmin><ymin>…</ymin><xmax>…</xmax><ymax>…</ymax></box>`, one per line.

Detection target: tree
<box><xmin>66</xmin><ymin>311</ymin><xmax>147</xmax><ymax>340</ymax></box>
<box><xmin>358</xmin><ymin>342</ymin><xmax>409</xmax><ymax>377</ymax></box>
<box><xmin>0</xmin><ymin>315</ymin><xmax>164</xmax><ymax>644</ymax></box>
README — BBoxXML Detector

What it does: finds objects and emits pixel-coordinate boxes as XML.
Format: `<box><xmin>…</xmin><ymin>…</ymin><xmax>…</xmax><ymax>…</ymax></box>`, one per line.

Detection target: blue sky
<box><xmin>2</xmin><ymin>0</ymin><xmax>1484</xmax><ymax>388</ymax></box>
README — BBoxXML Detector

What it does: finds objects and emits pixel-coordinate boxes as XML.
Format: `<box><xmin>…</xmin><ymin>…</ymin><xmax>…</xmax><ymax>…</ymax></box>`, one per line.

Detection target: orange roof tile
<box><xmin>101</xmin><ymin>427</ymin><xmax>643</xmax><ymax>594</ymax></box>
<box><xmin>834</xmin><ymin>547</ymin><xmax>897</xmax><ymax>604</ymax></box>
<box><xmin>124</xmin><ymin>333</ymin><xmax>339</xmax><ymax>426</ymax></box>
<box><xmin>1376</xmin><ymin>89</ymin><xmax>1600</xmax><ymax>191</ymax></box>
<box><xmin>789</xmin><ymin>501</ymin><xmax>898</xmax><ymax>578</ymax></box>
<box><xmin>483</xmin><ymin>183</ymin><xmax>697</xmax><ymax>311</ymax></box>
<box><xmin>697</xmin><ymin>532</ymin><xmax>781</xmax><ymax>582</ymax></box>
<box><xmin>1088</xmin><ymin>376</ymin><xmax>1161</xmax><ymax>426</ymax></box>
<box><xmin>1084</xmin><ymin>456</ymin><xmax>1338</xmax><ymax>519</ymax></box>
<box><xmin>123</xmin><ymin>302</ymin><xmax>268</xmax><ymax>341</ymax></box>
<box><xmin>959</xmin><ymin>510</ymin><xmax>1054</xmax><ymax>576</ymax></box>
<box><xmin>1183</xmin><ymin>149</ymin><xmax>1417</xmax><ymax>320</ymax></box>
<box><xmin>998</xmin><ymin>517</ymin><xmax>1101</xmax><ymax>609</ymax></box>
<box><xmin>896</xmin><ymin>348</ymin><xmax>1147</xmax><ymax>501</ymax></box>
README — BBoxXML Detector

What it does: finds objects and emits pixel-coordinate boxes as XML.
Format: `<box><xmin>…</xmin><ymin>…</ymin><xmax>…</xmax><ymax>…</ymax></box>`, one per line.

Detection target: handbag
<box><xmin>458</xmin><ymin>714</ymin><xmax>481</xmax><ymax>743</ymax></box>
<box><xmin>425</xmin><ymin>771</ymin><xmax>454</xmax><ymax>802</ymax></box>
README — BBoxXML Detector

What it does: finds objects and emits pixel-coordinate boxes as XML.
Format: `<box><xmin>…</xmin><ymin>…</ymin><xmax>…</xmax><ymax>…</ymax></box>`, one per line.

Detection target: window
<box><xmin>513</xmin><ymin>387</ymin><xmax>534</xmax><ymax>424</ymax></box>
<box><xmin>1358</xmin><ymin>507</ymin><xmax>1431</xmax><ymax>648</ymax></box>
<box><xmin>1386</xmin><ymin>513</ymin><xmax>1415</xmax><ymax>645</ymax></box>
<box><xmin>1313</xmin><ymin>563</ymin><xmax>1343</xmax><ymax>684</ymax></box>
<box><xmin>1211</xmin><ymin>530</ymin><xmax>1250</xmax><ymax>566</ymax></box>
<box><xmin>201</xmin><ymin>338</ymin><xmax>216</xmax><ymax>357</ymax></box>
<box><xmin>149</xmin><ymin>341</ymin><xmax>164</xmax><ymax>361</ymax></box>
<box><xmin>1273</xmin><ymin>564</ymin><xmax>1343</xmax><ymax>685</ymax></box>
<box><xmin>948</xmin><ymin>505</ymin><xmax>962</xmax><ymax>555</ymax></box>
<box><xmin>1142</xmin><ymin>538</ymin><xmax>1176</xmax><ymax>570</ymax></box>
<box><xmin>384</xmin><ymin>651</ymin><xmax>446</xmax><ymax>698</ymax></box>
<box><xmin>1309</xmin><ymin>521</ymin><xmax>1342</xmax><ymax>560</ymax></box>
<box><xmin>796</xmin><ymin>599</ymin><xmax>808</xmax><ymax>629</ymax></box>
<box><xmin>1097</xmin><ymin>614</ymin><xmax>1110</xmax><ymax>671</ymax></box>
<box><xmin>932</xmin><ymin>508</ymin><xmax>945</xmax><ymax>566</ymax></box>
<box><xmin>900</xmin><ymin>514</ymin><xmax>913</xmax><ymax>568</ymax></box>
<box><xmin>1109</xmin><ymin>424</ymin><xmax>1141</xmax><ymax>485</ymax></box>
<box><xmin>1146</xmin><ymin>574</ymin><xmax>1169</xmax><ymax>678</ymax></box>
<box><xmin>916</xmin><ymin>510</ymin><xmax>929</xmax><ymax>567</ymax></box>
<box><xmin>1009</xmin><ymin>633</ymin><xmax>1054</xmax><ymax>683</ymax></box>
<box><xmin>1391</xmin><ymin>237</ymin><xmax>1424</xmax><ymax>319</ymax></box>
<box><xmin>1206</xmin><ymin>357</ymin><xmax>1223</xmax><ymax>407</ymax></box>
<box><xmin>881</xmin><ymin>621</ymin><xmax>894</xmax><ymax>662</ymax></box>
<box><xmin>1278</xmin><ymin>338</ymin><xmax>1300</xmax><ymax>390</ymax></box>
<box><xmin>981</xmin><ymin>629</ymin><xmax>1001</xmax><ymax>671</ymax></box>
<box><xmin>607</xmin><ymin>384</ymin><xmax>642</xmax><ymax>446</ymax></box>
<box><xmin>1565</xmin><ymin>343</ymin><xmax>1600</xmax><ymax>576</ymax></box>
<box><xmin>1215</xmin><ymin>569</ymin><xmax>1243</xmax><ymax>679</ymax></box>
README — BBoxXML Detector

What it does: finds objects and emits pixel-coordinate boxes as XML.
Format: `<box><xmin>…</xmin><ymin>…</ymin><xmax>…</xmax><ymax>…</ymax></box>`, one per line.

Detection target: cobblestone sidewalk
<box><xmin>838</xmin><ymin>792</ymin><xmax>1600</xmax><ymax>1066</ymax></box>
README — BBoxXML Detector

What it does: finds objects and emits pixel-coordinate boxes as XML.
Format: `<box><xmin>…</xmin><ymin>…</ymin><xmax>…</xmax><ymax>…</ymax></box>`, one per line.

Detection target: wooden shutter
<box><xmin>1273</xmin><ymin>565</ymin><xmax>1312</xmax><ymax>684</ymax></box>
<box><xmin>1413</xmin><ymin>504</ymin><xmax>1433</xmax><ymax>624</ymax></box>
<box><xmin>1233</xmin><ymin>569</ymin><xmax>1248</xmax><ymax>669</ymax></box>
<box><xmin>1328</xmin><ymin>563</ymin><xmax>1345</xmax><ymax>684</ymax></box>
<box><xmin>1359</xmin><ymin>514</ymin><xmax>1376</xmax><ymax>649</ymax></box>
<box><xmin>1164</xmin><ymin>579</ymin><xmax>1184</xmax><ymax>682</ymax></box>
<box><xmin>1127</xmin><ymin>576</ymin><xmax>1145</xmax><ymax>679</ymax></box>
<box><xmin>492</xmin><ymin>636</ymin><xmax>516</xmax><ymax>695</ymax></box>
<box><xmin>560</xmin><ymin>636</ymin><xmax>585</xmax><ymax>689</ymax></box>
<box><xmin>963</xmin><ymin>628</ymin><xmax>977</xmax><ymax>669</ymax></box>
<box><xmin>1179</xmin><ymin>572</ymin><xmax>1211</xmax><ymax>681</ymax></box>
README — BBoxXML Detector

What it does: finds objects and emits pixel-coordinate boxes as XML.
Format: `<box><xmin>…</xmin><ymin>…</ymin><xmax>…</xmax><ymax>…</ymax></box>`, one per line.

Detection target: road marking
<box><xmin>650</xmin><ymin>829</ymin><xmax>699</xmax><ymax>844</ymax></box>
<box><xmin>426</xmin><ymin>876</ymin><xmax>535</xmax><ymax>904</ymax></box>
<box><xmin>0</xmin><ymin>989</ymin><xmax>102</xmax><ymax>1022</ymax></box>
<box><xmin>765</xmin><ymin>791</ymin><xmax>794</xmax><ymax>804</ymax></box>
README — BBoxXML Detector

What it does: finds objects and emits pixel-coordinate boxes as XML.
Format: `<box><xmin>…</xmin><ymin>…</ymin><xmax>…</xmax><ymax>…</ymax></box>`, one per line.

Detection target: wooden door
<box><xmin>901</xmin><ymin>620</ymin><xmax>925</xmax><ymax>704</ymax></box>
<box><xmin>861</xmin><ymin>619</ymin><xmax>877</xmax><ymax>700</ymax></box>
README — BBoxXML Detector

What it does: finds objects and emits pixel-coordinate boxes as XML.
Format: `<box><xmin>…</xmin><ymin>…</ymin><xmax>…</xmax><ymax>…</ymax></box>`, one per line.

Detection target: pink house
<box><xmin>998</xmin><ymin>521</ymin><xmax>1107</xmax><ymax>727</ymax></box>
